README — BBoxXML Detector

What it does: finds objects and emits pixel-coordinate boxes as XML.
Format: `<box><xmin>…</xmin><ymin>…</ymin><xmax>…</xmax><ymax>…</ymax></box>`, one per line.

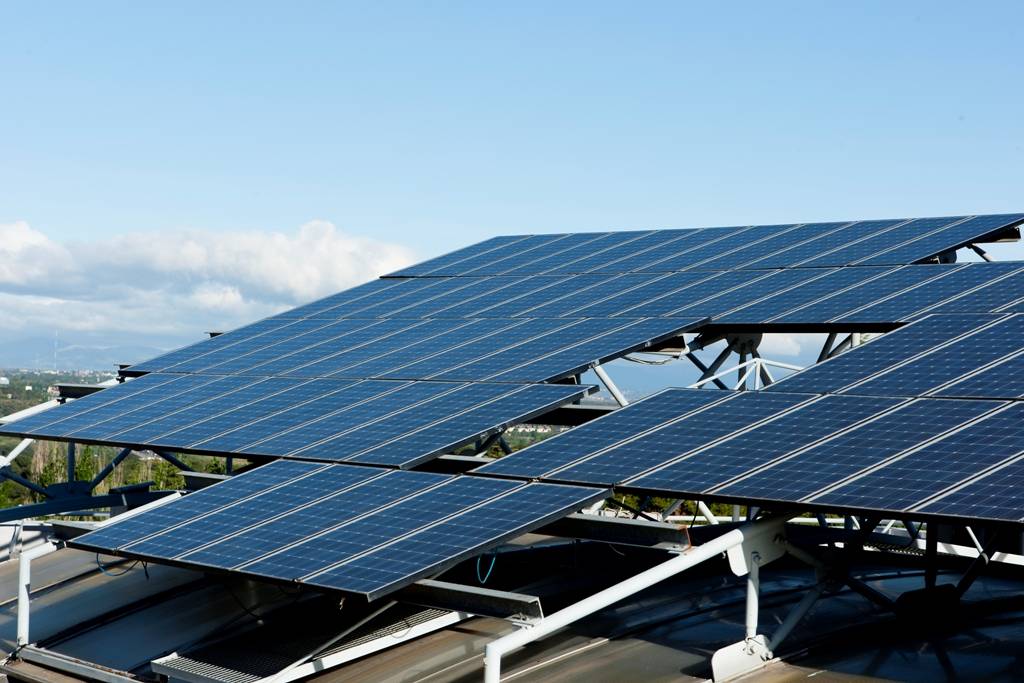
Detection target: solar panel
<box><xmin>739</xmin><ymin>220</ymin><xmax>900</xmax><ymax>270</ymax></box>
<box><xmin>931</xmin><ymin>268</ymin><xmax>1024</xmax><ymax>314</ymax></box>
<box><xmin>293</xmin><ymin>278</ymin><xmax>444</xmax><ymax>320</ymax></box>
<box><xmin>499</xmin><ymin>232</ymin><xmax>653</xmax><ymax>276</ymax></box>
<box><xmin>306</xmin><ymin>482</ymin><xmax>606</xmax><ymax>599</ymax></box>
<box><xmin>638</xmin><ymin>225</ymin><xmax>792</xmax><ymax>273</ymax></box>
<box><xmin>715</xmin><ymin>399</ymin><xmax>1001</xmax><ymax>502</ymax></box>
<box><xmin>476</xmin><ymin>388</ymin><xmax>732</xmax><ymax>479</ymax></box>
<box><xmin>770</xmin><ymin>264</ymin><xmax>957</xmax><ymax>323</ymax></box>
<box><xmin>548</xmin><ymin>392</ymin><xmax>814</xmax><ymax>486</ymax></box>
<box><xmin>626</xmin><ymin>395</ymin><xmax>905</xmax><ymax>494</ymax></box>
<box><xmin>619</xmin><ymin>270</ymin><xmax>770</xmax><ymax>317</ymax></box>
<box><xmin>765</xmin><ymin>313</ymin><xmax>1004</xmax><ymax>394</ymax></box>
<box><xmin>118</xmin><ymin>464</ymin><xmax>385</xmax><ymax>559</ymax></box>
<box><xmin>810</xmin><ymin>403</ymin><xmax>1024</xmax><ymax>512</ymax></box>
<box><xmin>720</xmin><ymin>267</ymin><xmax>892</xmax><ymax>323</ymax></box>
<box><xmin>387</xmin><ymin>235</ymin><xmax>530</xmax><ymax>277</ymax></box>
<box><xmin>667</xmin><ymin>268</ymin><xmax>830</xmax><ymax>318</ymax></box>
<box><xmin>73</xmin><ymin>460</ymin><xmax>324</xmax><ymax>552</ymax></box>
<box><xmin>857</xmin><ymin>213</ymin><xmax>1024</xmax><ymax>266</ymax></box>
<box><xmin>421</xmin><ymin>234</ymin><xmax>576</xmax><ymax>277</ymax></box>
<box><xmin>588</xmin><ymin>228</ymin><xmax>726</xmax><ymax>273</ymax></box>
<box><xmin>797</xmin><ymin>216</ymin><xmax>966</xmax><ymax>267</ymax></box>
<box><xmin>427</xmin><ymin>276</ymin><xmax>572</xmax><ymax>318</ymax></box>
<box><xmin>843</xmin><ymin>314</ymin><xmax>1024</xmax><ymax>397</ymax></box>
<box><xmin>459</xmin><ymin>233</ymin><xmax>610</xmax><ymax>276</ymax></box>
<box><xmin>917</xmin><ymin>454</ymin><xmax>1024</xmax><ymax>522</ymax></box>
<box><xmin>568</xmin><ymin>272</ymin><xmax>714</xmax><ymax>317</ymax></box>
<box><xmin>835</xmin><ymin>263</ymin><xmax>1024</xmax><ymax>324</ymax></box>
<box><xmin>554</xmin><ymin>230</ymin><xmax>700</xmax><ymax>274</ymax></box>
<box><xmin>345</xmin><ymin>383</ymin><xmax>594</xmax><ymax>468</ymax></box>
<box><xmin>688</xmin><ymin>222</ymin><xmax>849</xmax><ymax>272</ymax></box>
<box><xmin>239</xmin><ymin>476</ymin><xmax>523</xmax><ymax>581</ymax></box>
<box><xmin>515</xmin><ymin>273</ymin><xmax>663</xmax><ymax>318</ymax></box>
<box><xmin>934</xmin><ymin>351</ymin><xmax>1024</xmax><ymax>399</ymax></box>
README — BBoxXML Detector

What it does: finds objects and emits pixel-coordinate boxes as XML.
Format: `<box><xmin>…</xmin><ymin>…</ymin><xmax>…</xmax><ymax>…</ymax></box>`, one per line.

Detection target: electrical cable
<box><xmin>95</xmin><ymin>554</ymin><xmax>139</xmax><ymax>577</ymax></box>
<box><xmin>476</xmin><ymin>551</ymin><xmax>497</xmax><ymax>584</ymax></box>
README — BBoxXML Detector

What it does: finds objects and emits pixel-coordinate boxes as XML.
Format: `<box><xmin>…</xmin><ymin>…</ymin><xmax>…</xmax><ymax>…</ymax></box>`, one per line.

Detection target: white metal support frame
<box><xmin>592</xmin><ymin>364</ymin><xmax>629</xmax><ymax>407</ymax></box>
<box><xmin>17</xmin><ymin>539</ymin><xmax>60</xmax><ymax>648</ymax></box>
<box><xmin>482</xmin><ymin>515</ymin><xmax>790</xmax><ymax>683</ymax></box>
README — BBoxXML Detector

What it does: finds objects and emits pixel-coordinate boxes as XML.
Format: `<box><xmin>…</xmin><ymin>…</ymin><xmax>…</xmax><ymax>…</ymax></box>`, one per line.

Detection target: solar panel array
<box><xmin>10</xmin><ymin>211</ymin><xmax>1024</xmax><ymax>602</ymax></box>
<box><xmin>71</xmin><ymin>461</ymin><xmax>607</xmax><ymax>599</ymax></box>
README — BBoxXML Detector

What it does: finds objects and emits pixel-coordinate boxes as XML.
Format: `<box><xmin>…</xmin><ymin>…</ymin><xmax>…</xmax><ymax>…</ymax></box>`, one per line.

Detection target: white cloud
<box><xmin>0</xmin><ymin>221</ymin><xmax>417</xmax><ymax>366</ymax></box>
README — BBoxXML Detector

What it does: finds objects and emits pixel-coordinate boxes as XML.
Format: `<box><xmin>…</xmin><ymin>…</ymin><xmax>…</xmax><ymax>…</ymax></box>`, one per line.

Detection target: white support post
<box><xmin>17</xmin><ymin>540</ymin><xmax>59</xmax><ymax>648</ymax></box>
<box><xmin>697</xmin><ymin>500</ymin><xmax>719</xmax><ymax>525</ymax></box>
<box><xmin>745</xmin><ymin>552</ymin><xmax>760</xmax><ymax>640</ymax></box>
<box><xmin>592</xmin><ymin>365</ymin><xmax>628</xmax><ymax>407</ymax></box>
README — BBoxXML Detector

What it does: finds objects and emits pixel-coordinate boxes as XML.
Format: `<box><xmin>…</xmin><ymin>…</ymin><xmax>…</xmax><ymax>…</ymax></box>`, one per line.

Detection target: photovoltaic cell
<box><xmin>240</xmin><ymin>476</ymin><xmax>522</xmax><ymax>581</ymax></box>
<box><xmin>740</xmin><ymin>220</ymin><xmax>897</xmax><ymax>270</ymax></box>
<box><xmin>667</xmin><ymin>268</ymin><xmax>828</xmax><ymax>318</ymax></box>
<box><xmin>568</xmin><ymin>272</ymin><xmax>714</xmax><ymax>317</ymax></box>
<box><xmin>918</xmin><ymin>455</ymin><xmax>1024</xmax><ymax>522</ymax></box>
<box><xmin>347</xmin><ymin>383</ymin><xmax>592</xmax><ymax>467</ymax></box>
<box><xmin>836</xmin><ymin>263</ymin><xmax>1023</xmax><ymax>323</ymax></box>
<box><xmin>627</xmin><ymin>395</ymin><xmax>905</xmax><ymax>494</ymax></box>
<box><xmin>179</xmin><ymin>470</ymin><xmax>451</xmax><ymax>569</ymax></box>
<box><xmin>429</xmin><ymin>276</ymin><xmax>571</xmax><ymax>318</ymax></box>
<box><xmin>640</xmin><ymin>225</ymin><xmax>788</xmax><ymax>273</ymax></box>
<box><xmin>297</xmin><ymin>278</ymin><xmax>443</xmax><ymax>320</ymax></box>
<box><xmin>307</xmin><ymin>483</ymin><xmax>606</xmax><ymax>599</ymax></box>
<box><xmin>771</xmin><ymin>265</ymin><xmax>955</xmax><ymax>323</ymax></box>
<box><xmin>932</xmin><ymin>269</ymin><xmax>1024</xmax><ymax>314</ymax></box>
<box><xmin>550</xmin><ymin>391</ymin><xmax>813</xmax><ymax>485</ymax></box>
<box><xmin>500</xmin><ymin>232</ymin><xmax>649</xmax><ymax>276</ymax></box>
<box><xmin>120</xmin><ymin>464</ymin><xmax>384</xmax><ymax>559</ymax></box>
<box><xmin>516</xmin><ymin>273</ymin><xmax>662</xmax><ymax>318</ymax></box>
<box><xmin>858</xmin><ymin>214</ymin><xmax>1024</xmax><ymax>266</ymax></box>
<box><xmin>934</xmin><ymin>352</ymin><xmax>1024</xmax><ymax>399</ymax></box>
<box><xmin>128</xmin><ymin>318</ymin><xmax>298</xmax><ymax>373</ymax></box>
<box><xmin>716</xmin><ymin>399</ymin><xmax>1000</xmax><ymax>502</ymax></box>
<box><xmin>798</xmin><ymin>216</ymin><xmax>965</xmax><ymax>267</ymax></box>
<box><xmin>72</xmin><ymin>460</ymin><xmax>324</xmax><ymax>552</ymax></box>
<box><xmin>476</xmin><ymin>388</ymin><xmax>732</xmax><ymax>479</ymax></box>
<box><xmin>459</xmin><ymin>233</ymin><xmax>602</xmax><ymax>276</ymax></box>
<box><xmin>488</xmin><ymin>317</ymin><xmax>703</xmax><ymax>383</ymax></box>
<box><xmin>843</xmin><ymin>314</ymin><xmax>1024</xmax><ymax>397</ymax></box>
<box><xmin>592</xmin><ymin>229</ymin><xmax>723</xmax><ymax>273</ymax></box>
<box><xmin>690</xmin><ymin>222</ymin><xmax>847</xmax><ymax>272</ymax></box>
<box><xmin>557</xmin><ymin>230</ymin><xmax>698</xmax><ymax>274</ymax></box>
<box><xmin>388</xmin><ymin>235</ymin><xmax>530</xmax><ymax>277</ymax></box>
<box><xmin>272</xmin><ymin>278</ymin><xmax>412</xmax><ymax>319</ymax></box>
<box><xmin>620</xmin><ymin>270</ymin><xmax>767</xmax><ymax>317</ymax></box>
<box><xmin>721</xmin><ymin>266</ymin><xmax>891</xmax><ymax>323</ymax></box>
<box><xmin>765</xmin><ymin>313</ymin><xmax>1003</xmax><ymax>394</ymax></box>
<box><xmin>812</xmin><ymin>403</ymin><xmax>1024</xmax><ymax>511</ymax></box>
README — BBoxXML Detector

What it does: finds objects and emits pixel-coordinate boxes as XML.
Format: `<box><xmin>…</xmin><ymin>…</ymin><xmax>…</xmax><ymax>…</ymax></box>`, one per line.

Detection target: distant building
<box><xmin>23</xmin><ymin>385</ymin><xmax>32</xmax><ymax>391</ymax></box>
<box><xmin>0</xmin><ymin>377</ymin><xmax>8</xmax><ymax>386</ymax></box>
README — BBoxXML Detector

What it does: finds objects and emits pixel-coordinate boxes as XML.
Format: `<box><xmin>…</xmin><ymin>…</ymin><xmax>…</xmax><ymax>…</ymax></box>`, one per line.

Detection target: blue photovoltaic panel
<box><xmin>348</xmin><ymin>383</ymin><xmax>593</xmax><ymax>467</ymax></box>
<box><xmin>766</xmin><ymin>313</ymin><xmax>1003</xmax><ymax>394</ymax></box>
<box><xmin>23</xmin><ymin>375</ymin><xmax>227</xmax><ymax>438</ymax></box>
<box><xmin>918</xmin><ymin>456</ymin><xmax>1024</xmax><ymax>522</ymax></box>
<box><xmin>798</xmin><ymin>216</ymin><xmax>965</xmax><ymax>267</ymax></box>
<box><xmin>836</xmin><ymin>263</ymin><xmax>1024</xmax><ymax>324</ymax></box>
<box><xmin>771</xmin><ymin>264</ymin><xmax>955</xmax><ymax>323</ymax></box>
<box><xmin>273</xmin><ymin>279</ymin><xmax>413</xmax><ymax>319</ymax></box>
<box><xmin>740</xmin><ymin>220</ymin><xmax>896</xmax><ymax>270</ymax></box>
<box><xmin>591</xmin><ymin>229</ymin><xmax>725</xmax><ymax>273</ymax></box>
<box><xmin>931</xmin><ymin>268</ymin><xmax>1024</xmax><ymax>314</ymax></box>
<box><xmin>190</xmin><ymin>380</ymin><xmax>408</xmax><ymax>453</ymax></box>
<box><xmin>389</xmin><ymin>276</ymin><xmax>523</xmax><ymax>318</ymax></box>
<box><xmin>722</xmin><ymin>267</ymin><xmax>892</xmax><ymax>323</ymax></box>
<box><xmin>308</xmin><ymin>482</ymin><xmax>607</xmax><ymax>599</ymax></box>
<box><xmin>100</xmin><ymin>377</ymin><xmax>302</xmax><ymax>445</ymax></box>
<box><xmin>245</xmin><ymin>319</ymin><xmax>469</xmax><ymax>378</ymax></box>
<box><xmin>488</xmin><ymin>317</ymin><xmax>703</xmax><ymax>383</ymax></box>
<box><xmin>459</xmin><ymin>233</ymin><xmax>604</xmax><ymax>276</ymax></box>
<box><xmin>331</xmin><ymin>319</ymin><xmax>524</xmax><ymax>379</ymax></box>
<box><xmin>858</xmin><ymin>214</ymin><xmax>1024</xmax><ymax>266</ymax></box>
<box><xmin>690</xmin><ymin>222</ymin><xmax>848</xmax><ymax>272</ymax></box>
<box><xmin>812</xmin><ymin>404</ymin><xmax>1024</xmax><ymax>511</ymax></box>
<box><xmin>556</xmin><ymin>230</ymin><xmax>697</xmax><ymax>274</ymax></box>
<box><xmin>293</xmin><ymin>279</ymin><xmax>442</xmax><ymax>320</ymax></box>
<box><xmin>127</xmin><ymin>318</ymin><xmax>299</xmax><ymax>373</ymax></box>
<box><xmin>375</xmin><ymin>318</ymin><xmax>576</xmax><ymax>380</ymax></box>
<box><xmin>241</xmin><ymin>381</ymin><xmax>460</xmax><ymax>456</ymax></box>
<box><xmin>716</xmin><ymin>399</ymin><xmax>1001</xmax><ymax>502</ymax></box>
<box><xmin>477</xmin><ymin>388</ymin><xmax>733</xmax><ymax>479</ymax></box>
<box><xmin>550</xmin><ymin>392</ymin><xmax>813</xmax><ymax>486</ymax></box>
<box><xmin>500</xmin><ymin>232</ymin><xmax>650</xmax><ymax>276</ymax></box>
<box><xmin>342</xmin><ymin>279</ymin><xmax>485</xmax><ymax>318</ymax></box>
<box><xmin>315</xmin><ymin>278</ymin><xmax>465</xmax><ymax>319</ymax></box>
<box><xmin>568</xmin><ymin>272</ymin><xmax>714</xmax><ymax>317</ymax></box>
<box><xmin>627</xmin><ymin>395</ymin><xmax>905</xmax><ymax>494</ymax></box>
<box><xmin>120</xmin><ymin>465</ymin><xmax>384</xmax><ymax>559</ymax></box>
<box><xmin>844</xmin><ymin>314</ymin><xmax>1024</xmax><ymax>397</ymax></box>
<box><xmin>490</xmin><ymin>275</ymin><xmax>616</xmax><ymax>317</ymax></box>
<box><xmin>639</xmin><ymin>225</ymin><xmax>789</xmax><ymax>273</ymax></box>
<box><xmin>517</xmin><ymin>273</ymin><xmax>662</xmax><ymax>318</ymax></box>
<box><xmin>287</xmin><ymin>383</ymin><xmax>514</xmax><ymax>459</ymax></box>
<box><xmin>240</xmin><ymin>476</ymin><xmax>522</xmax><ymax>581</ymax></box>
<box><xmin>0</xmin><ymin>374</ymin><xmax>181</xmax><ymax>435</ymax></box>
<box><xmin>428</xmin><ymin>319</ymin><xmax>629</xmax><ymax>381</ymax></box>
<box><xmin>935</xmin><ymin>352</ymin><xmax>1024</xmax><ymax>399</ymax></box>
<box><xmin>667</xmin><ymin>268</ymin><xmax>829</xmax><ymax>318</ymax></box>
<box><xmin>388</xmin><ymin>235</ymin><xmax>530</xmax><ymax>277</ymax></box>
<box><xmin>67</xmin><ymin>375</ymin><xmax>262</xmax><ymax>442</ymax></box>
<box><xmin>72</xmin><ymin>460</ymin><xmax>324</xmax><ymax>552</ymax></box>
<box><xmin>427</xmin><ymin>276</ymin><xmax>571</xmax><ymax>318</ymax></box>
<box><xmin>155</xmin><ymin>379</ymin><xmax>356</xmax><ymax>449</ymax></box>
<box><xmin>179</xmin><ymin>470</ymin><xmax>451</xmax><ymax>569</ymax></box>
<box><xmin>620</xmin><ymin>270</ymin><xmax>767</xmax><ymax>317</ymax></box>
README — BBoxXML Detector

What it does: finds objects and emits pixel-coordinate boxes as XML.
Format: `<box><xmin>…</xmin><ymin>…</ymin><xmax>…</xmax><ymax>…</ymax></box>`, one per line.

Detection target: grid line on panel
<box><xmin>914</xmin><ymin>452</ymin><xmax>1024</xmax><ymax>522</ymax></box>
<box><xmin>388</xmin><ymin>235</ymin><xmax>533</xmax><ymax>277</ymax></box>
<box><xmin>858</xmin><ymin>214</ymin><xmax>1024</xmax><ymax>267</ymax></box>
<box><xmin>844</xmin><ymin>216</ymin><xmax>974</xmax><ymax>265</ymax></box>
<box><xmin>458</xmin><ymin>233</ymin><xmax>603</xmax><ymax>277</ymax></box>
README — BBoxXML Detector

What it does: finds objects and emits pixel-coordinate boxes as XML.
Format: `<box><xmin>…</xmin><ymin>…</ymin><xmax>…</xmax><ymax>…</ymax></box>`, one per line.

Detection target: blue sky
<box><xmin>0</xmin><ymin>2</ymin><xmax>1022</xmax><ymax>372</ymax></box>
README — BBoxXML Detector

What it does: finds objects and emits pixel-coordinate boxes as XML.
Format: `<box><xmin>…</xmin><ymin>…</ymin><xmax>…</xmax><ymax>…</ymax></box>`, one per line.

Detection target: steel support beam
<box><xmin>152</xmin><ymin>450</ymin><xmax>194</xmax><ymax>472</ymax></box>
<box><xmin>400</xmin><ymin>579</ymin><xmax>543</xmax><ymax>621</ymax></box>
<box><xmin>538</xmin><ymin>512</ymin><xmax>690</xmax><ymax>549</ymax></box>
<box><xmin>89</xmin><ymin>448</ymin><xmax>133</xmax><ymax>491</ymax></box>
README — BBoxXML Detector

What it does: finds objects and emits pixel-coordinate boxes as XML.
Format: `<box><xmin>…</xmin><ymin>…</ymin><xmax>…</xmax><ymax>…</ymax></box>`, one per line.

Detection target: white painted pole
<box><xmin>592</xmin><ymin>365</ymin><xmax>629</xmax><ymax>407</ymax></box>
<box><xmin>17</xmin><ymin>541</ymin><xmax>58</xmax><ymax>647</ymax></box>
<box><xmin>483</xmin><ymin>526</ymin><xmax>750</xmax><ymax>683</ymax></box>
